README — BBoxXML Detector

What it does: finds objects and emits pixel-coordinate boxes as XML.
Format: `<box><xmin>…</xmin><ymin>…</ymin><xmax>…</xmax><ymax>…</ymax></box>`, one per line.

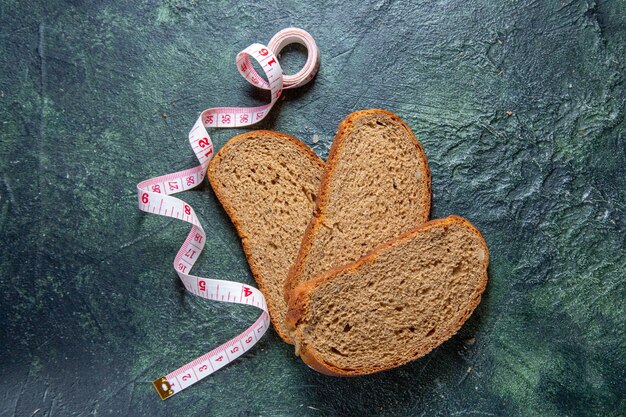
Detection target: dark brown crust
<box><xmin>285</xmin><ymin>215</ymin><xmax>489</xmax><ymax>376</ymax></box>
<box><xmin>208</xmin><ymin>130</ymin><xmax>324</xmax><ymax>344</ymax></box>
<box><xmin>284</xmin><ymin>109</ymin><xmax>432</xmax><ymax>304</ymax></box>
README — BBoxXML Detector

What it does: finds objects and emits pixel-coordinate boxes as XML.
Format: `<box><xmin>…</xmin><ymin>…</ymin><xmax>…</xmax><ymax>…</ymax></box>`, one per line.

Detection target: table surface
<box><xmin>1</xmin><ymin>1</ymin><xmax>624</xmax><ymax>416</ymax></box>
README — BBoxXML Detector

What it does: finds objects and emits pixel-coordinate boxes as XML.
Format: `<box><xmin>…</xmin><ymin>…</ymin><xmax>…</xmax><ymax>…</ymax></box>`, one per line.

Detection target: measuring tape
<box><xmin>136</xmin><ymin>28</ymin><xmax>320</xmax><ymax>400</ymax></box>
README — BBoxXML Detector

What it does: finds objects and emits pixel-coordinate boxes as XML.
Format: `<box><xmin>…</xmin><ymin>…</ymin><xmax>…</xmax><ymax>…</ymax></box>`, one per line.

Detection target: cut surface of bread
<box><xmin>208</xmin><ymin>130</ymin><xmax>324</xmax><ymax>343</ymax></box>
<box><xmin>286</xmin><ymin>216</ymin><xmax>489</xmax><ymax>376</ymax></box>
<box><xmin>285</xmin><ymin>109</ymin><xmax>431</xmax><ymax>299</ymax></box>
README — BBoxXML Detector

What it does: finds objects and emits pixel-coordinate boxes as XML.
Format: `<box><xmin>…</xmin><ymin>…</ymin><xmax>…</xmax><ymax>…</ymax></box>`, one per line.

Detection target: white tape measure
<box><xmin>136</xmin><ymin>28</ymin><xmax>320</xmax><ymax>400</ymax></box>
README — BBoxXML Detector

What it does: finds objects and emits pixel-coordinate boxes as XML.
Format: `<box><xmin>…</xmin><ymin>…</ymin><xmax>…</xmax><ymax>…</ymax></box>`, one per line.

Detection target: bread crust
<box><xmin>285</xmin><ymin>215</ymin><xmax>489</xmax><ymax>376</ymax></box>
<box><xmin>284</xmin><ymin>109</ymin><xmax>432</xmax><ymax>303</ymax></box>
<box><xmin>208</xmin><ymin>130</ymin><xmax>324</xmax><ymax>343</ymax></box>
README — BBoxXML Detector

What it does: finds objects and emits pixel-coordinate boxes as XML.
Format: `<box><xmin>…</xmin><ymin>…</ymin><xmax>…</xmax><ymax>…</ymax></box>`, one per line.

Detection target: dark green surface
<box><xmin>1</xmin><ymin>1</ymin><xmax>625</xmax><ymax>416</ymax></box>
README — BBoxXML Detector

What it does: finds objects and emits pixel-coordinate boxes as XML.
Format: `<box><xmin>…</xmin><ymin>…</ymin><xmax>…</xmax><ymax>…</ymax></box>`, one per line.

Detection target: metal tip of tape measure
<box><xmin>152</xmin><ymin>376</ymin><xmax>174</xmax><ymax>400</ymax></box>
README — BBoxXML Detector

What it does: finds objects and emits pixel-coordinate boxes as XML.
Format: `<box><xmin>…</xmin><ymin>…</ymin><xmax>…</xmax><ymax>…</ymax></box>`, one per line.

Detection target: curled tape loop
<box><xmin>268</xmin><ymin>28</ymin><xmax>320</xmax><ymax>88</ymax></box>
<box><xmin>136</xmin><ymin>28</ymin><xmax>319</xmax><ymax>400</ymax></box>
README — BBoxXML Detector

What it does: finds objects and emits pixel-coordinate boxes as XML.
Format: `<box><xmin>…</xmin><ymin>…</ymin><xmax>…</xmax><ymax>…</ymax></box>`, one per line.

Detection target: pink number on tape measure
<box><xmin>136</xmin><ymin>28</ymin><xmax>319</xmax><ymax>400</ymax></box>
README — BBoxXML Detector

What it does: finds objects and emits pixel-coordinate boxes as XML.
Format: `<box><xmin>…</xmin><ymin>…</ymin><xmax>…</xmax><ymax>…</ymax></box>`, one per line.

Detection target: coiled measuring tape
<box><xmin>136</xmin><ymin>28</ymin><xmax>320</xmax><ymax>400</ymax></box>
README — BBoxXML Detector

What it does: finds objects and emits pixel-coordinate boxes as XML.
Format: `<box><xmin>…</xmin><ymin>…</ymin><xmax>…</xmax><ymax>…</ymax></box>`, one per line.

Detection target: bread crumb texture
<box><xmin>208</xmin><ymin>131</ymin><xmax>324</xmax><ymax>342</ymax></box>
<box><xmin>292</xmin><ymin>217</ymin><xmax>488</xmax><ymax>375</ymax></box>
<box><xmin>291</xmin><ymin>110</ymin><xmax>431</xmax><ymax>291</ymax></box>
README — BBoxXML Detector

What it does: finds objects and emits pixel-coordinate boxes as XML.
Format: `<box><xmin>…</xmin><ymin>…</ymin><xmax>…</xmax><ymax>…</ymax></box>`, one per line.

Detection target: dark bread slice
<box><xmin>286</xmin><ymin>216</ymin><xmax>489</xmax><ymax>376</ymax></box>
<box><xmin>285</xmin><ymin>109</ymin><xmax>431</xmax><ymax>300</ymax></box>
<box><xmin>208</xmin><ymin>131</ymin><xmax>324</xmax><ymax>343</ymax></box>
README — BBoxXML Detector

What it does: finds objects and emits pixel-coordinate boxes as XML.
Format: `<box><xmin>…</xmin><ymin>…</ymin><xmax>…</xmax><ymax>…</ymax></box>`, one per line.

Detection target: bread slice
<box><xmin>208</xmin><ymin>130</ymin><xmax>324</xmax><ymax>343</ymax></box>
<box><xmin>285</xmin><ymin>109</ymin><xmax>431</xmax><ymax>299</ymax></box>
<box><xmin>286</xmin><ymin>216</ymin><xmax>489</xmax><ymax>376</ymax></box>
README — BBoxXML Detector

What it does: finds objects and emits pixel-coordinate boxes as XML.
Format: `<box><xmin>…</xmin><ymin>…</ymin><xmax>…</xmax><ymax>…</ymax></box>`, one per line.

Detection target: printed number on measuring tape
<box><xmin>136</xmin><ymin>28</ymin><xmax>320</xmax><ymax>400</ymax></box>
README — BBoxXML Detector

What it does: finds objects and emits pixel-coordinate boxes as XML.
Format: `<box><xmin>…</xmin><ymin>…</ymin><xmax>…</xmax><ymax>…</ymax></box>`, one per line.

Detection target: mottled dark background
<box><xmin>1</xmin><ymin>0</ymin><xmax>624</xmax><ymax>416</ymax></box>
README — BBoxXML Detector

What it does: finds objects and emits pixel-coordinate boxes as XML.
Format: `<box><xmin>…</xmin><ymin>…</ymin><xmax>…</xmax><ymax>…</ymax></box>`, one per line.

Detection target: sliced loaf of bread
<box><xmin>286</xmin><ymin>216</ymin><xmax>489</xmax><ymax>376</ymax></box>
<box><xmin>208</xmin><ymin>131</ymin><xmax>324</xmax><ymax>343</ymax></box>
<box><xmin>285</xmin><ymin>109</ymin><xmax>431</xmax><ymax>299</ymax></box>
